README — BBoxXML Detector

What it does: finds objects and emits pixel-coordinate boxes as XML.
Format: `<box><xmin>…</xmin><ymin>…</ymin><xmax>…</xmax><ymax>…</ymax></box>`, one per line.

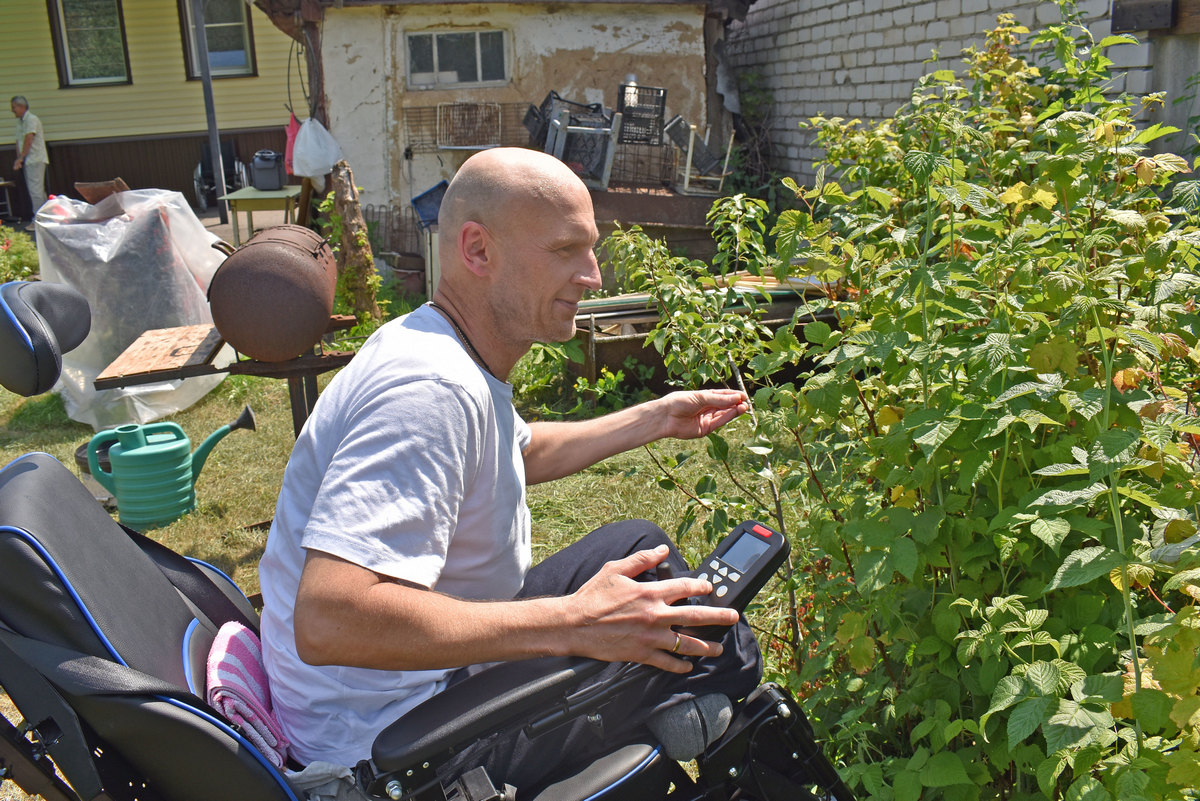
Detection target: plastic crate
<box><xmin>616</xmin><ymin>85</ymin><xmax>667</xmax><ymax>145</ymax></box>
<box><xmin>411</xmin><ymin>180</ymin><xmax>448</xmax><ymax>230</ymax></box>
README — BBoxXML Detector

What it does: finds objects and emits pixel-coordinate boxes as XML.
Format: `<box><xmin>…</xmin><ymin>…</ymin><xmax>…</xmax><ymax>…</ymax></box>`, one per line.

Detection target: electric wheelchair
<box><xmin>0</xmin><ymin>280</ymin><xmax>854</xmax><ymax>801</ymax></box>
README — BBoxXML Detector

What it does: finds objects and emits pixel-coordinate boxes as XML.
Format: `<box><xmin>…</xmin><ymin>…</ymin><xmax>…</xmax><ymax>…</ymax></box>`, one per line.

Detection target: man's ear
<box><xmin>458</xmin><ymin>221</ymin><xmax>494</xmax><ymax>277</ymax></box>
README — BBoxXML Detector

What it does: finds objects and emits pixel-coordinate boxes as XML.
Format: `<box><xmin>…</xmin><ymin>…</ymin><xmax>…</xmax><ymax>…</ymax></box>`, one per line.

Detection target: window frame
<box><xmin>45</xmin><ymin>0</ymin><xmax>133</xmax><ymax>88</ymax></box>
<box><xmin>177</xmin><ymin>0</ymin><xmax>258</xmax><ymax>80</ymax></box>
<box><xmin>405</xmin><ymin>29</ymin><xmax>510</xmax><ymax>90</ymax></box>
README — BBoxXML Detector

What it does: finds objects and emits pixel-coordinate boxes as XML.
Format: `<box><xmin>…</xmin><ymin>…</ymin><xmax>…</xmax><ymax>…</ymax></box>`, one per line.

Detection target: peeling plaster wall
<box><xmin>322</xmin><ymin>3</ymin><xmax>708</xmax><ymax>209</ymax></box>
<box><xmin>322</xmin><ymin>7</ymin><xmax>392</xmax><ymax>204</ymax></box>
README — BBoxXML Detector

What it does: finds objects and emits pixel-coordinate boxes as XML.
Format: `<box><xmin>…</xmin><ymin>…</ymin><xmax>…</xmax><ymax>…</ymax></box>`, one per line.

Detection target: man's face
<box><xmin>487</xmin><ymin>182</ymin><xmax>602</xmax><ymax>347</ymax></box>
<box><xmin>11</xmin><ymin>102</ymin><xmax>26</xmax><ymax>119</ymax></box>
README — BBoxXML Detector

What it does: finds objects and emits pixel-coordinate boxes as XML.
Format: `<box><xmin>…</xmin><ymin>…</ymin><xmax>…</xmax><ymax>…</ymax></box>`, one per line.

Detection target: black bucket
<box><xmin>74</xmin><ymin>440</ymin><xmax>113</xmax><ymax>476</ymax></box>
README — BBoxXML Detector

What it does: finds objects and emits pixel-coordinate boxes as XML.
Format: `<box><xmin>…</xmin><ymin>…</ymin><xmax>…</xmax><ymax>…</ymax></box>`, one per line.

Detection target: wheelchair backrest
<box><xmin>0</xmin><ymin>452</ymin><xmax>298</xmax><ymax>801</ymax></box>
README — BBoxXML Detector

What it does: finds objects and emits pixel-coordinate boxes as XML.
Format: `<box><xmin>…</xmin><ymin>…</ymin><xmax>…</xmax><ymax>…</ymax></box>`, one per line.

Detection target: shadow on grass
<box><xmin>0</xmin><ymin>394</ymin><xmax>91</xmax><ymax>447</ymax></box>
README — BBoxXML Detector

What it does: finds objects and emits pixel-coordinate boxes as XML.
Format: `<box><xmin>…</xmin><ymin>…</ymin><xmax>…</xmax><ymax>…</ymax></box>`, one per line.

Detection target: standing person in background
<box><xmin>11</xmin><ymin>96</ymin><xmax>48</xmax><ymax>231</ymax></box>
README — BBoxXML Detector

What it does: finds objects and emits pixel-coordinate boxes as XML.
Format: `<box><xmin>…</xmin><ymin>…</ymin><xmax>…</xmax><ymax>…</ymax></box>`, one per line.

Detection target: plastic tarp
<box><xmin>35</xmin><ymin>189</ymin><xmax>234</xmax><ymax>430</ymax></box>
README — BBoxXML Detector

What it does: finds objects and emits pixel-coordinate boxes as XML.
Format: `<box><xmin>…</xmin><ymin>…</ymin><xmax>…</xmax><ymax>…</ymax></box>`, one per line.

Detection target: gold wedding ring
<box><xmin>670</xmin><ymin>632</ymin><xmax>682</xmax><ymax>654</ymax></box>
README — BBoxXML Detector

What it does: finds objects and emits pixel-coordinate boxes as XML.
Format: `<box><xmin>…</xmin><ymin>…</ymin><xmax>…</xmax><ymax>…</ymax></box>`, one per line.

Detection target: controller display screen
<box><xmin>722</xmin><ymin>533</ymin><xmax>770</xmax><ymax>572</ymax></box>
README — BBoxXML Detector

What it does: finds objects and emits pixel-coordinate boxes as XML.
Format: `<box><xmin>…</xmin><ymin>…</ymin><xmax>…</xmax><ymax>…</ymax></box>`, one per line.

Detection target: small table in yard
<box><xmin>95</xmin><ymin>317</ymin><xmax>356</xmax><ymax>436</ymax></box>
<box><xmin>218</xmin><ymin>185</ymin><xmax>303</xmax><ymax>245</ymax></box>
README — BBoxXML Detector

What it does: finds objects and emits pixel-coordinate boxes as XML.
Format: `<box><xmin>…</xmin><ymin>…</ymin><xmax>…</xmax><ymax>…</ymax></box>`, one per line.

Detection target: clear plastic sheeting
<box><xmin>35</xmin><ymin>189</ymin><xmax>234</xmax><ymax>430</ymax></box>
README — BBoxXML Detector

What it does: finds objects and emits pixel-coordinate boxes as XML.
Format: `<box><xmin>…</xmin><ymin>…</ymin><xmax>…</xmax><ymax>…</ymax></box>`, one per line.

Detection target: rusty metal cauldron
<box><xmin>207</xmin><ymin>225</ymin><xmax>338</xmax><ymax>363</ymax></box>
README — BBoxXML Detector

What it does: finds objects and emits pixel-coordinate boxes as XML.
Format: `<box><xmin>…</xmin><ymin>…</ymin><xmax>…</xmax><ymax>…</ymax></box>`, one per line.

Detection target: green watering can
<box><xmin>87</xmin><ymin>406</ymin><xmax>256</xmax><ymax>529</ymax></box>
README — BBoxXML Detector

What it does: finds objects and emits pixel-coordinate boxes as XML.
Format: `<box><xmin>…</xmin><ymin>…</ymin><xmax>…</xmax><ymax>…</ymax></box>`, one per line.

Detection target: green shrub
<box><xmin>609</xmin><ymin>5</ymin><xmax>1200</xmax><ymax>798</ymax></box>
<box><xmin>0</xmin><ymin>226</ymin><xmax>39</xmax><ymax>282</ymax></box>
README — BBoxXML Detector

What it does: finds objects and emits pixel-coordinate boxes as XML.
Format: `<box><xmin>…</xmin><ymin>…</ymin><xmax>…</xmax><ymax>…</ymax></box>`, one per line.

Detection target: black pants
<box><xmin>444</xmin><ymin>519</ymin><xmax>763</xmax><ymax>791</ymax></box>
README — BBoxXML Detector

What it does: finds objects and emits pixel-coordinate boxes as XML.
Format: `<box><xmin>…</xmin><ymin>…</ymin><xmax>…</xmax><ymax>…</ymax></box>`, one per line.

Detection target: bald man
<box><xmin>258</xmin><ymin>149</ymin><xmax>761</xmax><ymax>788</ymax></box>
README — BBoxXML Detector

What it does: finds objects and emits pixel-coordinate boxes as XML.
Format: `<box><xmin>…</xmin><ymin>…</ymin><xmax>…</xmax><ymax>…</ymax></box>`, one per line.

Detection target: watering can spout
<box><xmin>190</xmin><ymin>405</ymin><xmax>257</xmax><ymax>486</ymax></box>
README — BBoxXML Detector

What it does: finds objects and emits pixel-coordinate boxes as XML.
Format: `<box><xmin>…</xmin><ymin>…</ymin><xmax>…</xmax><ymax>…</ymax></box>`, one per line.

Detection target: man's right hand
<box><xmin>561</xmin><ymin>545</ymin><xmax>740</xmax><ymax>674</ymax></box>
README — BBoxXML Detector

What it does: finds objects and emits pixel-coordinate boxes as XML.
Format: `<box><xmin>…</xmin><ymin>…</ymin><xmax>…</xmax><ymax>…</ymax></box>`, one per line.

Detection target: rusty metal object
<box><xmin>207</xmin><ymin>224</ymin><xmax>338</xmax><ymax>362</ymax></box>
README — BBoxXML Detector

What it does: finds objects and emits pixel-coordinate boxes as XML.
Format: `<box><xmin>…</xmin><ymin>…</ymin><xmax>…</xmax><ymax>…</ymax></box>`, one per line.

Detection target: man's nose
<box><xmin>576</xmin><ymin>251</ymin><xmax>602</xmax><ymax>290</ymax></box>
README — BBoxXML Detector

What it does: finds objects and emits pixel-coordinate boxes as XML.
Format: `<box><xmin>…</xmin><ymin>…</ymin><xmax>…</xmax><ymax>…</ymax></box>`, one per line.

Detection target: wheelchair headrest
<box><xmin>0</xmin><ymin>281</ymin><xmax>91</xmax><ymax>397</ymax></box>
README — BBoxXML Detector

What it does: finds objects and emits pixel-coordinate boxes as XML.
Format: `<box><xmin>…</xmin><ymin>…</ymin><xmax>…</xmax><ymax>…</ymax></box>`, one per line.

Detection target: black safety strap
<box><xmin>0</xmin><ymin>628</ymin><xmax>200</xmax><ymax>705</ymax></box>
<box><xmin>118</xmin><ymin>523</ymin><xmax>259</xmax><ymax>634</ymax></box>
<box><xmin>0</xmin><ymin>628</ymin><xmax>208</xmax><ymax>801</ymax></box>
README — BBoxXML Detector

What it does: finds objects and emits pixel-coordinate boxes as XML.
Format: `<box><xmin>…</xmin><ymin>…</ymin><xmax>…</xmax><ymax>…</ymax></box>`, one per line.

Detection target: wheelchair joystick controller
<box><xmin>675</xmin><ymin>520</ymin><xmax>789</xmax><ymax>641</ymax></box>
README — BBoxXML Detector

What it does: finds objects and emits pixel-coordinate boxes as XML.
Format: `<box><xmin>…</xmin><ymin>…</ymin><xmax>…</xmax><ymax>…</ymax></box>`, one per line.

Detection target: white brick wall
<box><xmin>724</xmin><ymin>0</ymin><xmax>1163</xmax><ymax>183</ymax></box>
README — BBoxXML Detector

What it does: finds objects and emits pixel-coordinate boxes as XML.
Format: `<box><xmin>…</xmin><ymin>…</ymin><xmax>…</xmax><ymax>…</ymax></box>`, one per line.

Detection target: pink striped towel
<box><xmin>206</xmin><ymin>621</ymin><xmax>290</xmax><ymax>768</ymax></box>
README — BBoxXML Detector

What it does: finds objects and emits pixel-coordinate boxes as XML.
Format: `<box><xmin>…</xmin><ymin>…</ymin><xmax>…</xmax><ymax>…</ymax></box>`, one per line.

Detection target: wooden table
<box><xmin>218</xmin><ymin>185</ymin><xmax>302</xmax><ymax>245</ymax></box>
<box><xmin>95</xmin><ymin>317</ymin><xmax>356</xmax><ymax>436</ymax></box>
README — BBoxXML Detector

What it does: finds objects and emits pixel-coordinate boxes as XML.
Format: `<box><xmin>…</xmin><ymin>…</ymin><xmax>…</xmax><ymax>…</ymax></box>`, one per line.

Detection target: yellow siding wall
<box><xmin>0</xmin><ymin>0</ymin><xmax>298</xmax><ymax>143</ymax></box>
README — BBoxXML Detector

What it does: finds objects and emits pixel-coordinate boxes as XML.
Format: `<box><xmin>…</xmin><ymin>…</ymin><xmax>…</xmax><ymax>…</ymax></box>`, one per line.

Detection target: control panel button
<box><xmin>715</xmin><ymin>585</ymin><xmax>729</xmax><ymax>597</ymax></box>
<box><xmin>698</xmin><ymin>572</ymin><xmax>709</xmax><ymax>582</ymax></box>
<box><xmin>729</xmin><ymin>572</ymin><xmax>741</xmax><ymax>582</ymax></box>
<box><xmin>709</xmin><ymin>560</ymin><xmax>720</xmax><ymax>571</ymax></box>
<box><xmin>712</xmin><ymin>574</ymin><xmax>723</xmax><ymax>584</ymax></box>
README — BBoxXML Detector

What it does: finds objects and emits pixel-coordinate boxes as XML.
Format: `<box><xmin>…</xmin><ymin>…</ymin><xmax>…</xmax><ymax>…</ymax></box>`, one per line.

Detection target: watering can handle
<box><xmin>87</xmin><ymin>430</ymin><xmax>120</xmax><ymax>495</ymax></box>
<box><xmin>138</xmin><ymin>422</ymin><xmax>186</xmax><ymax>439</ymax></box>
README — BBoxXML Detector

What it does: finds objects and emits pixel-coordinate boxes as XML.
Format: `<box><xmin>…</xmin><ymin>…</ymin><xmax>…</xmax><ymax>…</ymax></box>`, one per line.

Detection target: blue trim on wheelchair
<box><xmin>157</xmin><ymin>696</ymin><xmax>302</xmax><ymax>801</ymax></box>
<box><xmin>182</xmin><ymin>618</ymin><xmax>202</xmax><ymax>696</ymax></box>
<box><xmin>582</xmin><ymin>745</ymin><xmax>662</xmax><ymax>801</ymax></box>
<box><xmin>0</xmin><ymin>509</ymin><xmax>128</xmax><ymax>669</ymax></box>
<box><xmin>0</xmin><ymin>282</ymin><xmax>35</xmax><ymax>351</ymax></box>
<box><xmin>187</xmin><ymin>556</ymin><xmax>246</xmax><ymax>597</ymax></box>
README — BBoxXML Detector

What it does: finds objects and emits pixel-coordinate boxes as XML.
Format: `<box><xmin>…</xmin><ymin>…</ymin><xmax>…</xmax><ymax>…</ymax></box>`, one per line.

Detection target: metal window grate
<box><xmin>404</xmin><ymin>103</ymin><xmax>529</xmax><ymax>153</ymax></box>
<box><xmin>437</xmin><ymin>102</ymin><xmax>502</xmax><ymax>149</ymax></box>
<box><xmin>362</xmin><ymin>204</ymin><xmax>423</xmax><ymax>256</ymax></box>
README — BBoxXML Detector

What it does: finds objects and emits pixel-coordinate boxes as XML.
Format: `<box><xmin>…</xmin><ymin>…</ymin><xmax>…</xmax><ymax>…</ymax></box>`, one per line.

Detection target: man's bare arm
<box><xmin>522</xmin><ymin>389</ymin><xmax>748</xmax><ymax>485</ymax></box>
<box><xmin>293</xmin><ymin>545</ymin><xmax>738</xmax><ymax>673</ymax></box>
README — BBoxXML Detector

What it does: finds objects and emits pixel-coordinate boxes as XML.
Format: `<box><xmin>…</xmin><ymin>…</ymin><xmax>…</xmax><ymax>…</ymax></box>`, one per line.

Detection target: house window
<box><xmin>407</xmin><ymin>30</ymin><xmax>507</xmax><ymax>89</ymax></box>
<box><xmin>46</xmin><ymin>0</ymin><xmax>131</xmax><ymax>86</ymax></box>
<box><xmin>179</xmin><ymin>0</ymin><xmax>256</xmax><ymax>78</ymax></box>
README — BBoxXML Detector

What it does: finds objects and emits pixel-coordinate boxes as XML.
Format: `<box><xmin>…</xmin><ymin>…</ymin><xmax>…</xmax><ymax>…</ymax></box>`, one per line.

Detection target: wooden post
<box><xmin>329</xmin><ymin>160</ymin><xmax>381</xmax><ymax>323</ymax></box>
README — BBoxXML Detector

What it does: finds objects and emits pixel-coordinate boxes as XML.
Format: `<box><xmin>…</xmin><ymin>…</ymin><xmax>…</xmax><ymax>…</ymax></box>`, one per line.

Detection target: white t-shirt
<box><xmin>259</xmin><ymin>305</ymin><xmax>532</xmax><ymax>767</ymax></box>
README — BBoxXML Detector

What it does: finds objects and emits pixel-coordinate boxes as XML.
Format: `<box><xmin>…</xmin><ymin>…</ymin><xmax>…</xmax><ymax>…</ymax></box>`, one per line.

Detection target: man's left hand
<box><xmin>657</xmin><ymin>389</ymin><xmax>749</xmax><ymax>440</ymax></box>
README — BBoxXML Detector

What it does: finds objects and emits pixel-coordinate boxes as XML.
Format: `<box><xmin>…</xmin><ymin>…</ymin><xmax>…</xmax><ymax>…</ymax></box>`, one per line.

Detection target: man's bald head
<box><xmin>437</xmin><ymin>148</ymin><xmax>587</xmax><ymax>257</ymax></box>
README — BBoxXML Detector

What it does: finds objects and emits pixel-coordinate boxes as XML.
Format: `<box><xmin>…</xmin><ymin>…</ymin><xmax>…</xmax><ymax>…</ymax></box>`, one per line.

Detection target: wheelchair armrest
<box><xmin>370</xmin><ymin>655</ymin><xmax>607</xmax><ymax>774</ymax></box>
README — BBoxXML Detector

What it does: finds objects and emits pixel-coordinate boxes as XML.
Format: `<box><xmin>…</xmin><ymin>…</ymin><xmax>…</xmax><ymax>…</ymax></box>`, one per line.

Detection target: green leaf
<box><xmin>889</xmin><ymin>537</ymin><xmax>919</xmax><ymax>580</ymax></box>
<box><xmin>912</xmin><ymin>416</ymin><xmax>961</xmax><ymax>458</ymax></box>
<box><xmin>904</xmin><ymin>150</ymin><xmax>947</xmax><ymax>183</ymax></box>
<box><xmin>1045</xmin><ymin>546</ymin><xmax>1124</xmax><ymax>592</ymax></box>
<box><xmin>1027</xmin><ymin>661</ymin><xmax>1062</xmax><ymax>695</ymax></box>
<box><xmin>1104</xmin><ymin>208</ymin><xmax>1147</xmax><ymax>230</ymax></box>
<box><xmin>918</xmin><ymin>751</ymin><xmax>971</xmax><ymax>787</ymax></box>
<box><xmin>1031</xmin><ymin>517</ymin><xmax>1070</xmax><ymax>553</ymax></box>
<box><xmin>1064</xmin><ymin>775</ymin><xmax>1113</xmax><ymax>801</ymax></box>
<box><xmin>1009</xmin><ymin>695</ymin><xmax>1054</xmax><ymax>744</ymax></box>
<box><xmin>1098</xmin><ymin>33</ymin><xmax>1140</xmax><ymax>48</ymax></box>
<box><xmin>988</xmin><ymin>675</ymin><xmax>1027</xmax><ymax>712</ymax></box>
<box><xmin>1171</xmin><ymin>180</ymin><xmax>1200</xmax><ymax>212</ymax></box>
<box><xmin>864</xmin><ymin>185</ymin><xmax>895</xmax><ymax>211</ymax></box>
<box><xmin>1044</xmin><ymin>698</ymin><xmax>1114</xmax><ymax>753</ymax></box>
<box><xmin>854</xmin><ymin>550</ymin><xmax>890</xmax><ymax>596</ymax></box>
<box><xmin>894</xmin><ymin>769</ymin><xmax>922</xmax><ymax>801</ymax></box>
<box><xmin>1073</xmin><ymin>674</ymin><xmax>1124</xmax><ymax>703</ymax></box>
<box><xmin>1063</xmin><ymin>389</ymin><xmax>1105</xmax><ymax>420</ymax></box>
<box><xmin>1030</xmin><ymin>481</ymin><xmax>1108</xmax><ymax>508</ymax></box>
<box><xmin>1089</xmin><ymin>429</ymin><xmax>1141</xmax><ymax>479</ymax></box>
<box><xmin>1130</xmin><ymin>687</ymin><xmax>1174</xmax><ymax>732</ymax></box>
<box><xmin>803</xmin><ymin>320</ymin><xmax>832</xmax><ymax>344</ymax></box>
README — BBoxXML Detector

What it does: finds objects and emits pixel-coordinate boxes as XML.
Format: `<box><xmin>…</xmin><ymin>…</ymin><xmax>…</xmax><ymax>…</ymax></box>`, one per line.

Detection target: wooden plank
<box><xmin>95</xmin><ymin>325</ymin><xmax>224</xmax><ymax>388</ymax></box>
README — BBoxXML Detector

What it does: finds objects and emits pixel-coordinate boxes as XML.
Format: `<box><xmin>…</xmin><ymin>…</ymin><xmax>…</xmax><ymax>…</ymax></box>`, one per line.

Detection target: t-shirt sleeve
<box><xmin>300</xmin><ymin>378</ymin><xmax>482</xmax><ymax>589</ymax></box>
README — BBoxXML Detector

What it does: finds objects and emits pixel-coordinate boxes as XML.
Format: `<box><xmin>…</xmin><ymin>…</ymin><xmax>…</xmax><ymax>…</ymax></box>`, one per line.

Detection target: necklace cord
<box><xmin>427</xmin><ymin>301</ymin><xmax>497</xmax><ymax>378</ymax></box>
